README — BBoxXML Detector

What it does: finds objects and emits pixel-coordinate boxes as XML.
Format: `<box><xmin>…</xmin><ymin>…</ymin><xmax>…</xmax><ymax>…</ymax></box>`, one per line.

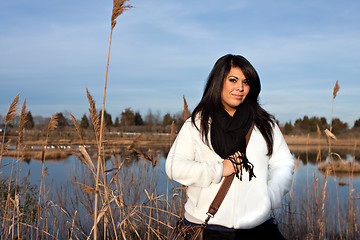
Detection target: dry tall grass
<box><xmin>277</xmin><ymin>79</ymin><xmax>359</xmax><ymax>239</ymax></box>
<box><xmin>0</xmin><ymin>97</ymin><xmax>359</xmax><ymax>239</ymax></box>
<box><xmin>93</xmin><ymin>1</ymin><xmax>133</xmax><ymax>238</ymax></box>
<box><xmin>1</xmin><ymin>94</ymin><xmax>21</xmax><ymax>239</ymax></box>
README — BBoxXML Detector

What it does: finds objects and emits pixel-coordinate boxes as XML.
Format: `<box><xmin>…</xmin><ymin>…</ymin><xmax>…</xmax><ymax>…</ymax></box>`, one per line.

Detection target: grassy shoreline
<box><xmin>2</xmin><ymin>132</ymin><xmax>359</xmax><ymax>160</ymax></box>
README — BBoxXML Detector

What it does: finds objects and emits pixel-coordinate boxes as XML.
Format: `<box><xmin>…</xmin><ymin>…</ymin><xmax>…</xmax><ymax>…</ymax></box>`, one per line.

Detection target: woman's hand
<box><xmin>222</xmin><ymin>151</ymin><xmax>243</xmax><ymax>177</ymax></box>
<box><xmin>222</xmin><ymin>159</ymin><xmax>235</xmax><ymax>177</ymax></box>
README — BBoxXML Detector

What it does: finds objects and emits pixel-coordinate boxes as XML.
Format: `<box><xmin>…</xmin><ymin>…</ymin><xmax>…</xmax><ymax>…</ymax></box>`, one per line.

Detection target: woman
<box><xmin>166</xmin><ymin>54</ymin><xmax>295</xmax><ymax>239</ymax></box>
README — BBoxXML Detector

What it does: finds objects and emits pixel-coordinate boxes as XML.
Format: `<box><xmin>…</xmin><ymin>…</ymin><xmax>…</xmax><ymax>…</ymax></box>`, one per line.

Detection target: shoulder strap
<box><xmin>205</xmin><ymin>123</ymin><xmax>254</xmax><ymax>223</ymax></box>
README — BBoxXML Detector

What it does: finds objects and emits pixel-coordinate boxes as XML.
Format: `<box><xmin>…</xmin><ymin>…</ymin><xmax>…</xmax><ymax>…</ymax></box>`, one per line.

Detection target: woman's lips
<box><xmin>232</xmin><ymin>94</ymin><xmax>243</xmax><ymax>99</ymax></box>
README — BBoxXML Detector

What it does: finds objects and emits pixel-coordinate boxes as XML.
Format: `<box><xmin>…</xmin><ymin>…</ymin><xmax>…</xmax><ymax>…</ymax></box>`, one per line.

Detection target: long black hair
<box><xmin>191</xmin><ymin>54</ymin><xmax>275</xmax><ymax>156</ymax></box>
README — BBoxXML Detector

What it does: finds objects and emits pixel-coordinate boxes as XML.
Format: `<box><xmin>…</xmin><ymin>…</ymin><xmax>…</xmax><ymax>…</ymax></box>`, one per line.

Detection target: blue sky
<box><xmin>1</xmin><ymin>0</ymin><xmax>359</xmax><ymax>126</ymax></box>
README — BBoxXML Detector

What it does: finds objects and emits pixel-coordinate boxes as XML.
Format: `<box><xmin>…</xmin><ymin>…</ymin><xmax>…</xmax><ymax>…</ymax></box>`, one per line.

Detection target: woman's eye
<box><xmin>229</xmin><ymin>78</ymin><xmax>237</xmax><ymax>83</ymax></box>
<box><xmin>243</xmin><ymin>80</ymin><xmax>249</xmax><ymax>85</ymax></box>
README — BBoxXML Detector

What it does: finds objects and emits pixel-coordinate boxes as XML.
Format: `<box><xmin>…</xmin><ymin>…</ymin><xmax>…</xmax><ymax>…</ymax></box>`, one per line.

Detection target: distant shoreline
<box><xmin>2</xmin><ymin>133</ymin><xmax>359</xmax><ymax>161</ymax></box>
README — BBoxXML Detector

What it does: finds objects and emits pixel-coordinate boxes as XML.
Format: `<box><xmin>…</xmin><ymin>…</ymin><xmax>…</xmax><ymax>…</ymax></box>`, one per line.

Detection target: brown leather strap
<box><xmin>206</xmin><ymin>123</ymin><xmax>254</xmax><ymax>221</ymax></box>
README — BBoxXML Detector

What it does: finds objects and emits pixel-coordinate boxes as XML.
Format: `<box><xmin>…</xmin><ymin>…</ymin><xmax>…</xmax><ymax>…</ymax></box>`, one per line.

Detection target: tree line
<box><xmin>0</xmin><ymin>108</ymin><xmax>187</xmax><ymax>133</ymax></box>
<box><xmin>2</xmin><ymin>110</ymin><xmax>360</xmax><ymax>135</ymax></box>
<box><xmin>282</xmin><ymin>115</ymin><xmax>360</xmax><ymax>135</ymax></box>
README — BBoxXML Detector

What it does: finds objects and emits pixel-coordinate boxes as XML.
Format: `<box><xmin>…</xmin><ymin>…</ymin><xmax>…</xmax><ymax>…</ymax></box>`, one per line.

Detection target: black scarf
<box><xmin>210</xmin><ymin>103</ymin><xmax>256</xmax><ymax>181</ymax></box>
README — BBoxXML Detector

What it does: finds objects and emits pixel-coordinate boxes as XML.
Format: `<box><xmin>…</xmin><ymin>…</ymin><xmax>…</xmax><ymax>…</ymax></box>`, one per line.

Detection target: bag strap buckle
<box><xmin>203</xmin><ymin>212</ymin><xmax>214</xmax><ymax>226</ymax></box>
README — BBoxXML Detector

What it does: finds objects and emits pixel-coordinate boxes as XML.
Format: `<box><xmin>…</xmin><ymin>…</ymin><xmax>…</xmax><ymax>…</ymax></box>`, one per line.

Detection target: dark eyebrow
<box><xmin>228</xmin><ymin>75</ymin><xmax>238</xmax><ymax>79</ymax></box>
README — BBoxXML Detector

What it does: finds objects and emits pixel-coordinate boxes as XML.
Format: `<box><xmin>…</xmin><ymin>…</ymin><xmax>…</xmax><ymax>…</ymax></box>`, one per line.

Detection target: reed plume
<box><xmin>47</xmin><ymin>113</ymin><xmax>58</xmax><ymax>136</ymax></box>
<box><xmin>69</xmin><ymin>112</ymin><xmax>84</xmax><ymax>144</ymax></box>
<box><xmin>1</xmin><ymin>140</ymin><xmax>10</xmax><ymax>156</ymax></box>
<box><xmin>325</xmin><ymin>129</ymin><xmax>337</xmax><ymax>140</ymax></box>
<box><xmin>183</xmin><ymin>95</ymin><xmax>189</xmax><ymax>121</ymax></box>
<box><xmin>5</xmin><ymin>94</ymin><xmax>19</xmax><ymax>125</ymax></box>
<box><xmin>330</xmin><ymin>80</ymin><xmax>340</xmax><ymax>132</ymax></box>
<box><xmin>111</xmin><ymin>0</ymin><xmax>133</xmax><ymax>29</ymax></box>
<box><xmin>79</xmin><ymin>145</ymin><xmax>96</xmax><ymax>175</ymax></box>
<box><xmin>1</xmin><ymin>94</ymin><xmax>20</xmax><ymax>166</ymax></box>
<box><xmin>333</xmin><ymin>80</ymin><xmax>340</xmax><ymax>100</ymax></box>
<box><xmin>316</xmin><ymin>124</ymin><xmax>321</xmax><ymax>137</ymax></box>
<box><xmin>16</xmin><ymin>99</ymin><xmax>27</xmax><ymax>150</ymax></box>
<box><xmin>86</xmin><ymin>88</ymin><xmax>100</xmax><ymax>143</ymax></box>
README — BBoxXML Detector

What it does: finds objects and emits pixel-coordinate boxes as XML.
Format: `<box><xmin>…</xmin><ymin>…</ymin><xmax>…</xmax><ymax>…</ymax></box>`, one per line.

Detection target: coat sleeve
<box><xmin>165</xmin><ymin>120</ymin><xmax>223</xmax><ymax>188</ymax></box>
<box><xmin>267</xmin><ymin>124</ymin><xmax>295</xmax><ymax>209</ymax></box>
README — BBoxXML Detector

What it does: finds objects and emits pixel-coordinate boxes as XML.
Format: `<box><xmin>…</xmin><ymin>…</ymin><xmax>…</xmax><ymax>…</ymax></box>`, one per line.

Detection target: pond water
<box><xmin>1</xmin><ymin>148</ymin><xmax>359</xmax><ymax>205</ymax></box>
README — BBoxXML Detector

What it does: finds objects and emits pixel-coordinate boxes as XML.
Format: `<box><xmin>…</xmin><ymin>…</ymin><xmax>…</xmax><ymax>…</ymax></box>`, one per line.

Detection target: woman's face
<box><xmin>221</xmin><ymin>67</ymin><xmax>250</xmax><ymax>116</ymax></box>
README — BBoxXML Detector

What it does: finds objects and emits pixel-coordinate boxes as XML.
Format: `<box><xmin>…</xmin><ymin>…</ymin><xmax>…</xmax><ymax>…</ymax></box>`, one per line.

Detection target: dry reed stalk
<box><xmin>155</xmin><ymin>188</ymin><xmax>160</xmax><ymax>236</ymax></box>
<box><xmin>332</xmin><ymin>164</ymin><xmax>343</xmax><ymax>240</ymax></box>
<box><xmin>93</xmin><ymin>1</ymin><xmax>133</xmax><ymax>238</ymax></box>
<box><xmin>322</xmin><ymin>81</ymin><xmax>343</xmax><ymax>239</ymax></box>
<box><xmin>289</xmin><ymin>156</ymin><xmax>300</xmax><ymax>199</ymax></box>
<box><xmin>128</xmin><ymin>133</ymin><xmax>159</xmax><ymax>172</ymax></box>
<box><xmin>328</xmin><ymin>80</ymin><xmax>340</xmax><ymax>163</ymax></box>
<box><xmin>352</xmin><ymin>141</ymin><xmax>357</xmax><ymax>172</ymax></box>
<box><xmin>318</xmin><ymin>166</ymin><xmax>329</xmax><ymax>239</ymax></box>
<box><xmin>128</xmin><ymin>133</ymin><xmax>144</xmax><ymax>150</ymax></box>
<box><xmin>169</xmin><ymin>121</ymin><xmax>175</xmax><ymax>147</ymax></box>
<box><xmin>316</xmin><ymin>124</ymin><xmax>321</xmax><ymax>137</ymax></box>
<box><xmin>305</xmin><ymin>134</ymin><xmax>310</xmax><ymax>217</ymax></box>
<box><xmin>294</xmin><ymin>156</ymin><xmax>300</xmax><ymax>174</ymax></box>
<box><xmin>348</xmin><ymin>179</ymin><xmax>355</xmax><ymax>237</ymax></box>
<box><xmin>101</xmin><ymin>176</ymin><xmax>118</xmax><ymax>239</ymax></box>
<box><xmin>88</xmin><ymin>88</ymin><xmax>101</xmax><ymax>240</ymax></box>
<box><xmin>2</xmin><ymin>98</ymin><xmax>24</xmax><ymax>236</ymax></box>
<box><xmin>144</xmin><ymin>188</ymin><xmax>154</xmax><ymax>240</ymax></box>
<box><xmin>2</xmin><ymin>159</ymin><xmax>16</xmax><ymax>235</ymax></box>
<box><xmin>347</xmin><ymin>141</ymin><xmax>357</xmax><ymax>238</ymax></box>
<box><xmin>183</xmin><ymin>95</ymin><xmax>189</xmax><ymax>120</ymax></box>
<box><xmin>79</xmin><ymin>146</ymin><xmax>96</xmax><ymax>175</ymax></box>
<box><xmin>69</xmin><ymin>210</ymin><xmax>78</xmax><ymax>240</ymax></box>
<box><xmin>13</xmin><ymin>99</ymin><xmax>27</xmax><ymax>238</ymax></box>
<box><xmin>316</xmin><ymin>124</ymin><xmax>322</xmax><ymax>163</ymax></box>
<box><xmin>75</xmin><ymin>181</ymin><xmax>99</xmax><ymax>195</ymax></box>
<box><xmin>37</xmin><ymin>113</ymin><xmax>58</xmax><ymax>239</ymax></box>
<box><xmin>0</xmin><ymin>216</ymin><xmax>57</xmax><ymax>239</ymax></box>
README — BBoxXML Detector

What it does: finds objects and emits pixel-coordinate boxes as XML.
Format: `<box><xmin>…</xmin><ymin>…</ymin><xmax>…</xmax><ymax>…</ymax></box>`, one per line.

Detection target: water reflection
<box><xmin>1</xmin><ymin>148</ymin><xmax>359</xmax><ymax>200</ymax></box>
<box><xmin>290</xmin><ymin>148</ymin><xmax>360</xmax><ymax>165</ymax></box>
<box><xmin>2</xmin><ymin>146</ymin><xmax>359</xmax><ymax>238</ymax></box>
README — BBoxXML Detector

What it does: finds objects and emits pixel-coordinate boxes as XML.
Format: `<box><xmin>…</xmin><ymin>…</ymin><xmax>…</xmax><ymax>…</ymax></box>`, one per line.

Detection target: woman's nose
<box><xmin>237</xmin><ymin>82</ymin><xmax>244</xmax><ymax>92</ymax></box>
